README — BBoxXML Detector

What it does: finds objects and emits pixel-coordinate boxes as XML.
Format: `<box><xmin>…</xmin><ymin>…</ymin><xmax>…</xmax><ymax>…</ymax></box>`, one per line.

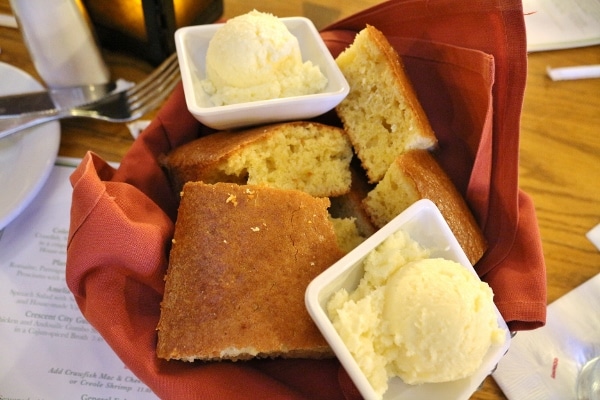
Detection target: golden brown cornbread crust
<box><xmin>363</xmin><ymin>150</ymin><xmax>487</xmax><ymax>265</ymax></box>
<box><xmin>157</xmin><ymin>182</ymin><xmax>344</xmax><ymax>361</ymax></box>
<box><xmin>335</xmin><ymin>25</ymin><xmax>437</xmax><ymax>183</ymax></box>
<box><xmin>160</xmin><ymin>121</ymin><xmax>353</xmax><ymax>198</ymax></box>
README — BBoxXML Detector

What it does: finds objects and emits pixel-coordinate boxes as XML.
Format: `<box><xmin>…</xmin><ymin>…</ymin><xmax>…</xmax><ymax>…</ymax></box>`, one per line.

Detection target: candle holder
<box><xmin>83</xmin><ymin>0</ymin><xmax>223</xmax><ymax>65</ymax></box>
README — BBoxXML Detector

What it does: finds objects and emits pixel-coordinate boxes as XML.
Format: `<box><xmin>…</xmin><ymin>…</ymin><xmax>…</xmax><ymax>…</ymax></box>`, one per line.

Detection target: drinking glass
<box><xmin>577</xmin><ymin>356</ymin><xmax>600</xmax><ymax>400</ymax></box>
<box><xmin>9</xmin><ymin>0</ymin><xmax>110</xmax><ymax>87</ymax></box>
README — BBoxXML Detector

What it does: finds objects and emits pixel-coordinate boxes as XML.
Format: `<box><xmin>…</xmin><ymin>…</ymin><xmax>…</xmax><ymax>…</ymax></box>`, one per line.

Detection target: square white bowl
<box><xmin>174</xmin><ymin>17</ymin><xmax>349</xmax><ymax>130</ymax></box>
<box><xmin>305</xmin><ymin>199</ymin><xmax>512</xmax><ymax>400</ymax></box>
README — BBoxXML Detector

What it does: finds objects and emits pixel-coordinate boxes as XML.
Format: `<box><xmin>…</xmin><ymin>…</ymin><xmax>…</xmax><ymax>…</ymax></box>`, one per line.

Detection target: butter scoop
<box><xmin>327</xmin><ymin>230</ymin><xmax>505</xmax><ymax>397</ymax></box>
<box><xmin>384</xmin><ymin>258</ymin><xmax>505</xmax><ymax>385</ymax></box>
<box><xmin>201</xmin><ymin>10</ymin><xmax>327</xmax><ymax>105</ymax></box>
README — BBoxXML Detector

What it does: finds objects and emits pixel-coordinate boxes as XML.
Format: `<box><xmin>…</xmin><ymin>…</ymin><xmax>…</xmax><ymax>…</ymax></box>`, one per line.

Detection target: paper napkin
<box><xmin>587</xmin><ymin>223</ymin><xmax>600</xmax><ymax>251</ymax></box>
<box><xmin>493</xmin><ymin>274</ymin><xmax>600</xmax><ymax>399</ymax></box>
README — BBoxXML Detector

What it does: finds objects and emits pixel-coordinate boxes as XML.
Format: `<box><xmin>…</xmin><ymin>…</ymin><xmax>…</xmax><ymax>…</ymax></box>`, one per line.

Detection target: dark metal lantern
<box><xmin>83</xmin><ymin>0</ymin><xmax>223</xmax><ymax>65</ymax></box>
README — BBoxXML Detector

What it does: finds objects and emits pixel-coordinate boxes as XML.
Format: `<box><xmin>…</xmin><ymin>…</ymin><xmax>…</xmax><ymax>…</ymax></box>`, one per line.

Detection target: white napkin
<box><xmin>0</xmin><ymin>13</ymin><xmax>18</xmax><ymax>29</ymax></box>
<box><xmin>493</xmin><ymin>273</ymin><xmax>600</xmax><ymax>399</ymax></box>
<box><xmin>587</xmin><ymin>223</ymin><xmax>600</xmax><ymax>251</ymax></box>
<box><xmin>126</xmin><ymin>120</ymin><xmax>151</xmax><ymax>139</ymax></box>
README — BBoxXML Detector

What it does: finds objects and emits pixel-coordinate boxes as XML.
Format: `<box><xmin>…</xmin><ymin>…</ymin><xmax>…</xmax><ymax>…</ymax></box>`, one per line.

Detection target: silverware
<box><xmin>0</xmin><ymin>53</ymin><xmax>180</xmax><ymax>140</ymax></box>
<box><xmin>0</xmin><ymin>81</ymin><xmax>117</xmax><ymax>116</ymax></box>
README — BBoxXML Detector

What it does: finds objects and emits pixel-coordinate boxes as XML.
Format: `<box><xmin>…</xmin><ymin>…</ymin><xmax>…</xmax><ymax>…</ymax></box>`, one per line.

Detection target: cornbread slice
<box><xmin>329</xmin><ymin>161</ymin><xmax>377</xmax><ymax>239</ymax></box>
<box><xmin>160</xmin><ymin>121</ymin><xmax>353</xmax><ymax>197</ymax></box>
<box><xmin>335</xmin><ymin>25</ymin><xmax>437</xmax><ymax>183</ymax></box>
<box><xmin>363</xmin><ymin>150</ymin><xmax>487</xmax><ymax>265</ymax></box>
<box><xmin>329</xmin><ymin>216</ymin><xmax>366</xmax><ymax>254</ymax></box>
<box><xmin>157</xmin><ymin>181</ymin><xmax>344</xmax><ymax>361</ymax></box>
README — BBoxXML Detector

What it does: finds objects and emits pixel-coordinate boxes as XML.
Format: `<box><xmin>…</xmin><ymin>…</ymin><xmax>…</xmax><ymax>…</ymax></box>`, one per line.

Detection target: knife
<box><xmin>0</xmin><ymin>81</ymin><xmax>117</xmax><ymax>116</ymax></box>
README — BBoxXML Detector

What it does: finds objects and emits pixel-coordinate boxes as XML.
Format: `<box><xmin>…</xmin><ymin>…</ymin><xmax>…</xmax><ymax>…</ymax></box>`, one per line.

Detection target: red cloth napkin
<box><xmin>66</xmin><ymin>0</ymin><xmax>547</xmax><ymax>398</ymax></box>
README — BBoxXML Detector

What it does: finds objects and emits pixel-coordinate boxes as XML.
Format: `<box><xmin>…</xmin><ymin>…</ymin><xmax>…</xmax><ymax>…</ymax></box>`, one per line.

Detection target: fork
<box><xmin>0</xmin><ymin>52</ymin><xmax>181</xmax><ymax>140</ymax></box>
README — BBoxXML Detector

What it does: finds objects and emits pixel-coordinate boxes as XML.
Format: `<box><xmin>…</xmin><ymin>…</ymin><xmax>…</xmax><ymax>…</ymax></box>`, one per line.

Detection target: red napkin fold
<box><xmin>66</xmin><ymin>0</ymin><xmax>547</xmax><ymax>398</ymax></box>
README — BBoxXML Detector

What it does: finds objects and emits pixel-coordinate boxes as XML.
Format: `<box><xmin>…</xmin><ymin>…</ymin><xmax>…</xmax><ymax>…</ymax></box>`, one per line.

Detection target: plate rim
<box><xmin>0</xmin><ymin>62</ymin><xmax>60</xmax><ymax>230</ymax></box>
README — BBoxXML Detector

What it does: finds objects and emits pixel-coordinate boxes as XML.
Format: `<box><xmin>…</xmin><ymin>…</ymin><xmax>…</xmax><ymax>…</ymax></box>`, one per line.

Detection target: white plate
<box><xmin>306</xmin><ymin>199</ymin><xmax>512</xmax><ymax>400</ymax></box>
<box><xmin>175</xmin><ymin>17</ymin><xmax>349</xmax><ymax>130</ymax></box>
<box><xmin>0</xmin><ymin>62</ymin><xmax>60</xmax><ymax>230</ymax></box>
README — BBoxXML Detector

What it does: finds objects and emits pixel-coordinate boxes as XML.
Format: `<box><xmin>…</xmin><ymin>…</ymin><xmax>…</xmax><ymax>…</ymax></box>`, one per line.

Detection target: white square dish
<box><xmin>305</xmin><ymin>199</ymin><xmax>512</xmax><ymax>400</ymax></box>
<box><xmin>174</xmin><ymin>17</ymin><xmax>349</xmax><ymax>130</ymax></box>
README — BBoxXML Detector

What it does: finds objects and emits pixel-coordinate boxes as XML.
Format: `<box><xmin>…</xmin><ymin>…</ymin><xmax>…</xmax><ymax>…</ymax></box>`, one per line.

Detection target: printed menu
<box><xmin>0</xmin><ymin>164</ymin><xmax>158</xmax><ymax>399</ymax></box>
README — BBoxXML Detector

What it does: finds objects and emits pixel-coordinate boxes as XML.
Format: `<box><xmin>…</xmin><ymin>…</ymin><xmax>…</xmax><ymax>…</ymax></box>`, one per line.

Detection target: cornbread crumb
<box><xmin>226</xmin><ymin>193</ymin><xmax>238</xmax><ymax>205</ymax></box>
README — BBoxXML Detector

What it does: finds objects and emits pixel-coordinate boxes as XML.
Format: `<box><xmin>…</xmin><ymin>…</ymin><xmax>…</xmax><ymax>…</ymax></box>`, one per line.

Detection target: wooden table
<box><xmin>1</xmin><ymin>0</ymin><xmax>599</xmax><ymax>399</ymax></box>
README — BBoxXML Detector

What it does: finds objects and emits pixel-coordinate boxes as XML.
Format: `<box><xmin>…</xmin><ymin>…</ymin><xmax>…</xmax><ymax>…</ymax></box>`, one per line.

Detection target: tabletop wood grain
<box><xmin>1</xmin><ymin>1</ymin><xmax>599</xmax><ymax>399</ymax></box>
